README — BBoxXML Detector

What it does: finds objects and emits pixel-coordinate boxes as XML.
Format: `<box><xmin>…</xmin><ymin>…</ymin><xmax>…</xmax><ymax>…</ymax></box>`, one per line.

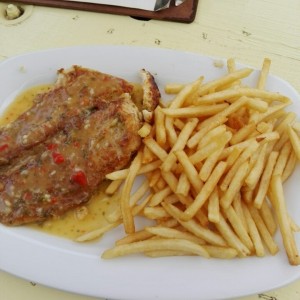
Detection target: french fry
<box><xmin>247</xmin><ymin>204</ymin><xmax>279</xmax><ymax>255</ymax></box>
<box><xmin>292</xmin><ymin>121</ymin><xmax>300</xmax><ymax>133</ymax></box>
<box><xmin>214</xmin><ymin>213</ymin><xmax>251</xmax><ymax>257</ymax></box>
<box><xmin>195</xmin><ymin>88</ymin><xmax>290</xmax><ymax>105</ymax></box>
<box><xmin>220</xmin><ymin>161</ymin><xmax>249</xmax><ymax>209</ymax></box>
<box><xmin>145</xmin><ymin>250</ymin><xmax>193</xmax><ymax>257</ymax></box>
<box><xmin>273</xmin><ymin>132</ymin><xmax>290</xmax><ymax>152</ymax></box>
<box><xmin>76</xmin><ymin>221</ymin><xmax>122</xmax><ymax>242</ymax></box>
<box><xmin>273</xmin><ymin>142</ymin><xmax>292</xmax><ymax>177</ymax></box>
<box><xmin>241</xmin><ymin>186</ymin><xmax>254</xmax><ymax>204</ymax></box>
<box><xmin>257</xmin><ymin>58</ymin><xmax>271</xmax><ymax>90</ymax></box>
<box><xmin>202</xmin><ymin>245</ymin><xmax>238</xmax><ymax>259</ymax></box>
<box><xmin>145</xmin><ymin>226</ymin><xmax>205</xmax><ymax>245</ymax></box>
<box><xmin>106</xmin><ymin>160</ymin><xmax>161</xmax><ymax>180</ymax></box>
<box><xmin>154</xmin><ymin>106</ymin><xmax>167</xmax><ymax>146</ymax></box>
<box><xmin>115</xmin><ymin>230</ymin><xmax>154</xmax><ymax>246</ymax></box>
<box><xmin>106</xmin><ymin>185</ymin><xmax>152</xmax><ymax>223</ymax></box>
<box><xmin>165</xmin><ymin>116</ymin><xmax>177</xmax><ymax>147</ymax></box>
<box><xmin>160</xmin><ymin>171</ymin><xmax>179</xmax><ymax>194</ymax></box>
<box><xmin>162</xmin><ymin>103</ymin><xmax>228</xmax><ymax>118</ymax></box>
<box><xmin>232</xmin><ymin>192</ymin><xmax>248</xmax><ymax>233</ymax></box>
<box><xmin>245</xmin><ymin>143</ymin><xmax>268</xmax><ymax>190</ymax></box>
<box><xmin>189</xmin><ymin>131</ymin><xmax>232</xmax><ymax>165</ymax></box>
<box><xmin>230</xmin><ymin>121</ymin><xmax>256</xmax><ymax>145</ymax></box>
<box><xmin>218</xmin><ymin>139</ymin><xmax>253</xmax><ymax>161</ymax></box>
<box><xmin>162</xmin><ymin>202</ymin><xmax>227</xmax><ymax>246</ymax></box>
<box><xmin>145</xmin><ymin>245</ymin><xmax>238</xmax><ymax>259</ymax></box>
<box><xmin>290</xmin><ymin>215</ymin><xmax>300</xmax><ymax>232</ymax></box>
<box><xmin>274</xmin><ymin>111</ymin><xmax>296</xmax><ymax>134</ymax></box>
<box><xmin>138</xmin><ymin>122</ymin><xmax>152</xmax><ymax>138</ymax></box>
<box><xmin>102</xmin><ymin>238</ymin><xmax>210</xmax><ymax>259</ymax></box>
<box><xmin>132</xmin><ymin>188</ymin><xmax>153</xmax><ymax>217</ymax></box>
<box><xmin>106</xmin><ymin>188</ymin><xmax>152</xmax><ymax>223</ymax></box>
<box><xmin>157</xmin><ymin>218</ymin><xmax>179</xmax><ymax>228</ymax></box>
<box><xmin>254</xmin><ymin>151</ymin><xmax>279</xmax><ymax>209</ymax></box>
<box><xmin>254</xmin><ymin>103</ymin><xmax>291</xmax><ymax>124</ymax></box>
<box><xmin>208</xmin><ymin>187</ymin><xmax>220</xmax><ymax>223</ymax></box>
<box><xmin>287</xmin><ymin>124</ymin><xmax>300</xmax><ymax>160</ymax></box>
<box><xmin>256</xmin><ymin>121</ymin><xmax>272</xmax><ymax>134</ymax></box>
<box><xmin>256</xmin><ymin>132</ymin><xmax>280</xmax><ymax>145</ymax></box>
<box><xmin>129</xmin><ymin>180</ymin><xmax>150</xmax><ymax>207</ymax></box>
<box><xmin>282</xmin><ymin>151</ymin><xmax>297</xmax><ymax>182</ymax></box>
<box><xmin>224</xmin><ymin>147</ymin><xmax>243</xmax><ymax>171</ymax></box>
<box><xmin>161</xmin><ymin>118</ymin><xmax>198</xmax><ymax>172</ymax></box>
<box><xmin>149</xmin><ymin>186</ymin><xmax>172</xmax><ymax>207</ymax></box>
<box><xmin>175</xmin><ymin>150</ymin><xmax>203</xmax><ymax>193</ymax></box>
<box><xmin>173</xmin><ymin>118</ymin><xmax>185</xmax><ymax>130</ymax></box>
<box><xmin>195</xmin><ymin>208</ymin><xmax>210</xmax><ymax>227</ymax></box>
<box><xmin>143</xmin><ymin>206</ymin><xmax>170</xmax><ymax>219</ymax></box>
<box><xmin>105</xmin><ymin>179</ymin><xmax>123</xmax><ymax>195</ymax></box>
<box><xmin>196</xmin><ymin>68</ymin><xmax>253</xmax><ymax>97</ymax></box>
<box><xmin>143</xmin><ymin>137</ymin><xmax>169</xmax><ymax>161</ymax></box>
<box><xmin>148</xmin><ymin>169</ymin><xmax>161</xmax><ymax>187</ymax></box>
<box><xmin>105</xmin><ymin>204</ymin><xmax>122</xmax><ymax>223</ymax></box>
<box><xmin>222</xmin><ymin>205</ymin><xmax>254</xmax><ymax>251</ymax></box>
<box><xmin>187</xmin><ymin>116</ymin><xmax>228</xmax><ymax>149</ymax></box>
<box><xmin>169</xmin><ymin>77</ymin><xmax>204</xmax><ymax>108</ymax></box>
<box><xmin>164</xmin><ymin>83</ymin><xmax>185</xmax><ymax>94</ymax></box>
<box><xmin>199</xmin><ymin>146</ymin><xmax>224</xmax><ymax>182</ymax></box>
<box><xmin>260</xmin><ymin>200</ymin><xmax>277</xmax><ymax>236</ymax></box>
<box><xmin>270</xmin><ymin>176</ymin><xmax>300</xmax><ymax>265</ymax></box>
<box><xmin>164</xmin><ymin>194</ymin><xmax>180</xmax><ymax>205</ymax></box>
<box><xmin>120</xmin><ymin>152</ymin><xmax>142</xmax><ymax>234</ymax></box>
<box><xmin>227</xmin><ymin>57</ymin><xmax>237</xmax><ymax>73</ymax></box>
<box><xmin>155</xmin><ymin>176</ymin><xmax>167</xmax><ymax>191</ymax></box>
<box><xmin>242</xmin><ymin>202</ymin><xmax>265</xmax><ymax>257</ymax></box>
<box><xmin>246</xmin><ymin>98</ymin><xmax>268</xmax><ymax>113</ymax></box>
<box><xmin>183</xmin><ymin>161</ymin><xmax>227</xmax><ymax>220</ymax></box>
<box><xmin>197</xmin><ymin>124</ymin><xmax>227</xmax><ymax>149</ymax></box>
<box><xmin>142</xmin><ymin>145</ymin><xmax>156</xmax><ymax>164</ymax></box>
<box><xmin>176</xmin><ymin>173</ymin><xmax>191</xmax><ymax>197</ymax></box>
<box><xmin>221</xmin><ymin>95</ymin><xmax>250</xmax><ymax>115</ymax></box>
<box><xmin>221</xmin><ymin>141</ymin><xmax>259</xmax><ymax>191</ymax></box>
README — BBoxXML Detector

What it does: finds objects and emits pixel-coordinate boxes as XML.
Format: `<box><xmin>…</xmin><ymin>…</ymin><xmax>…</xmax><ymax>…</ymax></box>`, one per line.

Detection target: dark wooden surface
<box><xmin>5</xmin><ymin>0</ymin><xmax>199</xmax><ymax>23</ymax></box>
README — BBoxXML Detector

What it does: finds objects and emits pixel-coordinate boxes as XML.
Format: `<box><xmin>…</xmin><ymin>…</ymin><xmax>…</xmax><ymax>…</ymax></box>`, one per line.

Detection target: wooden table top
<box><xmin>0</xmin><ymin>1</ymin><xmax>300</xmax><ymax>299</ymax></box>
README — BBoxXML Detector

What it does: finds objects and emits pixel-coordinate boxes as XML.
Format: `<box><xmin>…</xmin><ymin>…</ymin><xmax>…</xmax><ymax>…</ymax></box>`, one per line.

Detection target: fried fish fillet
<box><xmin>0</xmin><ymin>67</ymin><xmax>160</xmax><ymax>225</ymax></box>
<box><xmin>0</xmin><ymin>66</ymin><xmax>133</xmax><ymax>165</ymax></box>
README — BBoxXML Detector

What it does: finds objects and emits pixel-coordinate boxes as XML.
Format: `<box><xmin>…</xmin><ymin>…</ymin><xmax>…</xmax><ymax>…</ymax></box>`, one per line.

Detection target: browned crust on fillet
<box><xmin>0</xmin><ymin>66</ymin><xmax>134</xmax><ymax>166</ymax></box>
<box><xmin>0</xmin><ymin>95</ymin><xmax>142</xmax><ymax>225</ymax></box>
<box><xmin>0</xmin><ymin>67</ymin><xmax>160</xmax><ymax>226</ymax></box>
<box><xmin>140</xmin><ymin>69</ymin><xmax>161</xmax><ymax>112</ymax></box>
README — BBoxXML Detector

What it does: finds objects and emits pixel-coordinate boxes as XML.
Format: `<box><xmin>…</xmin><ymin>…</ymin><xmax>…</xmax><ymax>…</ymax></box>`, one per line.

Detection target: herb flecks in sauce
<box><xmin>1</xmin><ymin>85</ymin><xmax>118</xmax><ymax>239</ymax></box>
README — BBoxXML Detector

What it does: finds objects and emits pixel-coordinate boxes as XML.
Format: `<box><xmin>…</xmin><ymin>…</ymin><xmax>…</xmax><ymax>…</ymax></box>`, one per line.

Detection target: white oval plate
<box><xmin>0</xmin><ymin>46</ymin><xmax>300</xmax><ymax>300</ymax></box>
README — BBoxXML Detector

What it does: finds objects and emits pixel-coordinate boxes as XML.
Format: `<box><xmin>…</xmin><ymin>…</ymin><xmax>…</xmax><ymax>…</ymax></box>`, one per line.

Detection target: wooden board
<box><xmin>7</xmin><ymin>0</ymin><xmax>199</xmax><ymax>23</ymax></box>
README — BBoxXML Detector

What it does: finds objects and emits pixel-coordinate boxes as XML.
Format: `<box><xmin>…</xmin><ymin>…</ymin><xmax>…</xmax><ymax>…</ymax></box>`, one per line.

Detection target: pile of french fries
<box><xmin>77</xmin><ymin>58</ymin><xmax>300</xmax><ymax>265</ymax></box>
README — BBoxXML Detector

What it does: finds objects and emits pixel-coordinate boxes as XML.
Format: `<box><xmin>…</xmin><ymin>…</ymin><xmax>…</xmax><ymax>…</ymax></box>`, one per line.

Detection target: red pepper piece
<box><xmin>23</xmin><ymin>191</ymin><xmax>32</xmax><ymax>201</ymax></box>
<box><xmin>47</xmin><ymin>143</ymin><xmax>57</xmax><ymax>151</ymax></box>
<box><xmin>71</xmin><ymin>170</ymin><xmax>87</xmax><ymax>187</ymax></box>
<box><xmin>51</xmin><ymin>197</ymin><xmax>58</xmax><ymax>204</ymax></box>
<box><xmin>52</xmin><ymin>152</ymin><xmax>65</xmax><ymax>164</ymax></box>
<box><xmin>0</xmin><ymin>144</ymin><xmax>8</xmax><ymax>151</ymax></box>
<box><xmin>73</xmin><ymin>141</ymin><xmax>80</xmax><ymax>148</ymax></box>
<box><xmin>80</xmin><ymin>97</ymin><xmax>89</xmax><ymax>106</ymax></box>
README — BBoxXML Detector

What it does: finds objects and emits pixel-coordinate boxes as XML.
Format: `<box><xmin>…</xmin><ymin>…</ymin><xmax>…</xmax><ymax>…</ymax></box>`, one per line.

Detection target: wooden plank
<box><xmin>1</xmin><ymin>0</ymin><xmax>199</xmax><ymax>23</ymax></box>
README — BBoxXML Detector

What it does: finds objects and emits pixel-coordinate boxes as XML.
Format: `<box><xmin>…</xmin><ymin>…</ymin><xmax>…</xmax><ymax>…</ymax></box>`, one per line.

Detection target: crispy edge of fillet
<box><xmin>140</xmin><ymin>69</ymin><xmax>161</xmax><ymax>123</ymax></box>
